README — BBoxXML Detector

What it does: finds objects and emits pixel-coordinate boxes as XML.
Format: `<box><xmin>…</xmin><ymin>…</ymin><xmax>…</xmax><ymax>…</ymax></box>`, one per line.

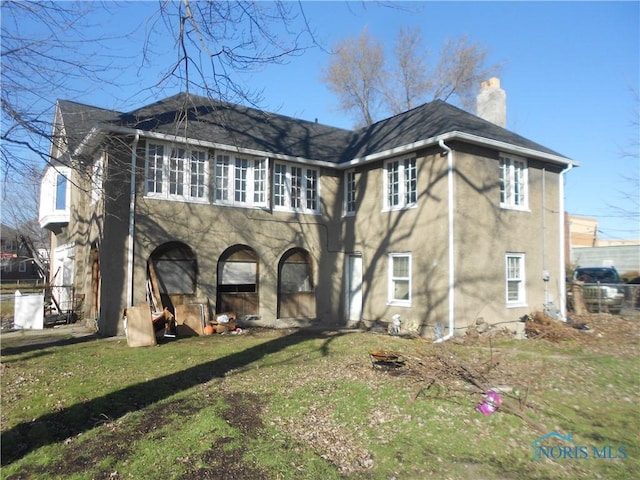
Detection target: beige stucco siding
<box><xmin>339</xmin><ymin>148</ymin><xmax>451</xmax><ymax>334</ymax></box>
<box><xmin>129</xmin><ymin>155</ymin><xmax>345</xmax><ymax>329</ymax></box>
<box><xmin>453</xmin><ymin>145</ymin><xmax>564</xmax><ymax>330</ymax></box>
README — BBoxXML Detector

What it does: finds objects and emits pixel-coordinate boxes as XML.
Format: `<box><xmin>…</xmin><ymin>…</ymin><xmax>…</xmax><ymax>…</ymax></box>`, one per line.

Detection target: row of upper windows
<box><xmin>144</xmin><ymin>143</ymin><xmax>319</xmax><ymax>214</ymax></box>
<box><xmin>142</xmin><ymin>142</ymin><xmax>529</xmax><ymax>214</ymax></box>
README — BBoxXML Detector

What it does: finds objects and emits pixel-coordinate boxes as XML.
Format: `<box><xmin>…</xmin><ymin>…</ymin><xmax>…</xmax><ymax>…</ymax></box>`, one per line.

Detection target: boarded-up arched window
<box><xmin>278</xmin><ymin>248</ymin><xmax>315</xmax><ymax>318</ymax></box>
<box><xmin>150</xmin><ymin>242</ymin><xmax>197</xmax><ymax>295</ymax></box>
<box><xmin>217</xmin><ymin>245</ymin><xmax>259</xmax><ymax>318</ymax></box>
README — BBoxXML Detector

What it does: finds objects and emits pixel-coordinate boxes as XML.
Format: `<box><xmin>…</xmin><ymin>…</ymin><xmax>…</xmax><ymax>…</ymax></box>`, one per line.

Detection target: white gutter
<box><xmin>341</xmin><ymin>131</ymin><xmax>578</xmax><ymax>170</ymax></box>
<box><xmin>558</xmin><ymin>163</ymin><xmax>574</xmax><ymax>321</ymax></box>
<box><xmin>99</xmin><ymin>126</ymin><xmax>577</xmax><ymax>171</ymax></box>
<box><xmin>126</xmin><ymin>133</ymin><xmax>140</xmax><ymax>307</ymax></box>
<box><xmin>434</xmin><ymin>139</ymin><xmax>456</xmax><ymax>343</ymax></box>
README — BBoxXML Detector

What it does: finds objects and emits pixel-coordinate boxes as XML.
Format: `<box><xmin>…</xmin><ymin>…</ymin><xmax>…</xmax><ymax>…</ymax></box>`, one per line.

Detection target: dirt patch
<box><xmin>181</xmin><ymin>391</ymin><xmax>270</xmax><ymax>480</ymax></box>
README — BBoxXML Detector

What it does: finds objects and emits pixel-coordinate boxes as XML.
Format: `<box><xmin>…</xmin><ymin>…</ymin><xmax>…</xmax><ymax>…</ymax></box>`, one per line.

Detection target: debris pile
<box><xmin>523</xmin><ymin>311</ymin><xmax>581</xmax><ymax>342</ymax></box>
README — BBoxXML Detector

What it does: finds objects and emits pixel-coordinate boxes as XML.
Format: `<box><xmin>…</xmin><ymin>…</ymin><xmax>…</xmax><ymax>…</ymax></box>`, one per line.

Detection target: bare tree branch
<box><xmin>322</xmin><ymin>27</ymin><xmax>502</xmax><ymax>127</ymax></box>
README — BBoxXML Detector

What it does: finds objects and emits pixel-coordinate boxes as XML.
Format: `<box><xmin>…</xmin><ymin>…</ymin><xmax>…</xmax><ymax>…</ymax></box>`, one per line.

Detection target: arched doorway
<box><xmin>147</xmin><ymin>242</ymin><xmax>197</xmax><ymax>314</ymax></box>
<box><xmin>277</xmin><ymin>248</ymin><xmax>316</xmax><ymax>319</ymax></box>
<box><xmin>216</xmin><ymin>245</ymin><xmax>259</xmax><ymax>318</ymax></box>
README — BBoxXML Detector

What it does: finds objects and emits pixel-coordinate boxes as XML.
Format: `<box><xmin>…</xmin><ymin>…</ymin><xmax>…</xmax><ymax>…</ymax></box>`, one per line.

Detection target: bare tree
<box><xmin>323</xmin><ymin>27</ymin><xmax>501</xmax><ymax>126</ymax></box>
<box><xmin>608</xmin><ymin>86</ymin><xmax>640</xmax><ymax>235</ymax></box>
<box><xmin>431</xmin><ymin>35</ymin><xmax>497</xmax><ymax>112</ymax></box>
<box><xmin>321</xmin><ymin>27</ymin><xmax>386</xmax><ymax>128</ymax></box>
<box><xmin>1</xmin><ymin>0</ymin><xmax>316</xmax><ymax>224</ymax></box>
<box><xmin>1</xmin><ymin>1</ymin><xmax>115</xmax><ymax>175</ymax></box>
<box><xmin>384</xmin><ymin>26</ymin><xmax>431</xmax><ymax>115</ymax></box>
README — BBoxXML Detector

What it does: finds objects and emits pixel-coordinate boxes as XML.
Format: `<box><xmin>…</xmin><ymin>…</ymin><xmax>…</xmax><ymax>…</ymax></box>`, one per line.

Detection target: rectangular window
<box><xmin>273</xmin><ymin>163</ymin><xmax>319</xmax><ymax>213</ymax></box>
<box><xmin>291</xmin><ymin>166</ymin><xmax>303</xmax><ymax>209</ymax></box>
<box><xmin>385</xmin><ymin>157</ymin><xmax>416</xmax><ymax>210</ymax></box>
<box><xmin>500</xmin><ymin>155</ymin><xmax>528</xmax><ymax>209</ymax></box>
<box><xmin>254</xmin><ymin>159</ymin><xmax>267</xmax><ymax>204</ymax></box>
<box><xmin>274</xmin><ymin>163</ymin><xmax>287</xmax><ymax>208</ymax></box>
<box><xmin>215</xmin><ymin>155</ymin><xmax>230</xmax><ymax>201</ymax></box>
<box><xmin>306</xmin><ymin>169</ymin><xmax>318</xmax><ymax>211</ymax></box>
<box><xmin>169</xmin><ymin>148</ymin><xmax>186</xmax><ymax>196</ymax></box>
<box><xmin>145</xmin><ymin>143</ymin><xmax>207</xmax><ymax>202</ymax></box>
<box><xmin>19</xmin><ymin>261</ymin><xmax>27</xmax><ymax>273</ymax></box>
<box><xmin>234</xmin><ymin>158</ymin><xmax>248</xmax><ymax>203</ymax></box>
<box><xmin>505</xmin><ymin>253</ymin><xmax>526</xmax><ymax>306</ymax></box>
<box><xmin>190</xmin><ymin>151</ymin><xmax>207</xmax><ymax>199</ymax></box>
<box><xmin>404</xmin><ymin>158</ymin><xmax>417</xmax><ymax>205</ymax></box>
<box><xmin>147</xmin><ymin>144</ymin><xmax>164</xmax><ymax>194</ymax></box>
<box><xmin>344</xmin><ymin>170</ymin><xmax>356</xmax><ymax>215</ymax></box>
<box><xmin>388</xmin><ymin>253</ymin><xmax>411</xmax><ymax>306</ymax></box>
<box><xmin>55</xmin><ymin>174</ymin><xmax>67</xmax><ymax>211</ymax></box>
<box><xmin>91</xmin><ymin>156</ymin><xmax>104</xmax><ymax>205</ymax></box>
<box><xmin>215</xmin><ymin>155</ymin><xmax>268</xmax><ymax>207</ymax></box>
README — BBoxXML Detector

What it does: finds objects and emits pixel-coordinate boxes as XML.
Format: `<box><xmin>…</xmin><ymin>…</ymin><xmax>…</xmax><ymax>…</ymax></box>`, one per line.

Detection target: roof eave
<box><xmin>73</xmin><ymin>125</ymin><xmax>578</xmax><ymax>171</ymax></box>
<box><xmin>339</xmin><ymin>131</ymin><xmax>579</xmax><ymax>169</ymax></box>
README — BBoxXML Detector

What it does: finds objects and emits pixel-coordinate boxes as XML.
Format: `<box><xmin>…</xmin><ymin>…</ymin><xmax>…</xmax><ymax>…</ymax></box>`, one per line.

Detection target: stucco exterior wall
<box><xmin>452</xmin><ymin>144</ymin><xmax>563</xmax><ymax>330</ymax></box>
<box><xmin>340</xmin><ymin>147</ymin><xmax>451</xmax><ymax>335</ymax></box>
<box><xmin>61</xmin><ymin>135</ymin><xmax>566</xmax><ymax>338</ymax></box>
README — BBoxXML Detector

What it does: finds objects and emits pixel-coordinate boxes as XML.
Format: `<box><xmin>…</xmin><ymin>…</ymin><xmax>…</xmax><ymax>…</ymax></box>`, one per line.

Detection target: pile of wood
<box><xmin>524</xmin><ymin>311</ymin><xmax>580</xmax><ymax>343</ymax></box>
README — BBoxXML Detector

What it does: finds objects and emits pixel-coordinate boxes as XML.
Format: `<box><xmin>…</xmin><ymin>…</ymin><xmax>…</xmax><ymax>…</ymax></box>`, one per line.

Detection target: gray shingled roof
<box><xmin>57</xmin><ymin>92</ymin><xmax>569</xmax><ymax>164</ymax></box>
<box><xmin>57</xmin><ymin>100</ymin><xmax>122</xmax><ymax>154</ymax></box>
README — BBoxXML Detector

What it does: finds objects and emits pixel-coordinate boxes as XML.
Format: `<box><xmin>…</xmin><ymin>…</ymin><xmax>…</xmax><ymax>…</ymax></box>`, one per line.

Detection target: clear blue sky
<box><xmin>18</xmin><ymin>1</ymin><xmax>640</xmax><ymax>240</ymax></box>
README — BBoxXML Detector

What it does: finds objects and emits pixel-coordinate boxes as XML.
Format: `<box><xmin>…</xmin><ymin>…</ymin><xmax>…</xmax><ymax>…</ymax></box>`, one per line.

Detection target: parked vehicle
<box><xmin>568</xmin><ymin>266</ymin><xmax>624</xmax><ymax>314</ymax></box>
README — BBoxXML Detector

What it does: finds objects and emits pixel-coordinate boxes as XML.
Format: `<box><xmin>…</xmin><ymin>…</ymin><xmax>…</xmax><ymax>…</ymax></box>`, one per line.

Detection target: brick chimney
<box><xmin>476</xmin><ymin>77</ymin><xmax>506</xmax><ymax>128</ymax></box>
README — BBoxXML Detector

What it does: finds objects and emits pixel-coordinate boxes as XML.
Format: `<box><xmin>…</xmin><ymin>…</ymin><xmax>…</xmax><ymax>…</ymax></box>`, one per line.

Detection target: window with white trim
<box><xmin>91</xmin><ymin>155</ymin><xmax>104</xmax><ymax>205</ymax></box>
<box><xmin>388</xmin><ymin>253</ymin><xmax>412</xmax><ymax>306</ymax></box>
<box><xmin>499</xmin><ymin>155</ymin><xmax>528</xmax><ymax>209</ymax></box>
<box><xmin>145</xmin><ymin>143</ymin><xmax>208</xmax><ymax>202</ymax></box>
<box><xmin>505</xmin><ymin>253</ymin><xmax>526</xmax><ymax>306</ymax></box>
<box><xmin>214</xmin><ymin>155</ymin><xmax>268</xmax><ymax>207</ymax></box>
<box><xmin>39</xmin><ymin>165</ymin><xmax>71</xmax><ymax>227</ymax></box>
<box><xmin>344</xmin><ymin>170</ymin><xmax>356</xmax><ymax>215</ymax></box>
<box><xmin>55</xmin><ymin>173</ymin><xmax>68</xmax><ymax>211</ymax></box>
<box><xmin>385</xmin><ymin>157</ymin><xmax>417</xmax><ymax>210</ymax></box>
<box><xmin>273</xmin><ymin>162</ymin><xmax>319</xmax><ymax>213</ymax></box>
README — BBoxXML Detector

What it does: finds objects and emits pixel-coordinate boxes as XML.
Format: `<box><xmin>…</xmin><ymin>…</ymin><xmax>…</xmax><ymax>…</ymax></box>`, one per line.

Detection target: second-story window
<box><xmin>384</xmin><ymin>157</ymin><xmax>416</xmax><ymax>210</ymax></box>
<box><xmin>145</xmin><ymin>143</ymin><xmax>208</xmax><ymax>202</ymax></box>
<box><xmin>273</xmin><ymin>162</ymin><xmax>319</xmax><ymax>213</ymax></box>
<box><xmin>214</xmin><ymin>155</ymin><xmax>268</xmax><ymax>208</ymax></box>
<box><xmin>500</xmin><ymin>154</ymin><xmax>528</xmax><ymax>210</ymax></box>
<box><xmin>344</xmin><ymin>170</ymin><xmax>356</xmax><ymax>216</ymax></box>
<box><xmin>55</xmin><ymin>173</ymin><xmax>68</xmax><ymax>211</ymax></box>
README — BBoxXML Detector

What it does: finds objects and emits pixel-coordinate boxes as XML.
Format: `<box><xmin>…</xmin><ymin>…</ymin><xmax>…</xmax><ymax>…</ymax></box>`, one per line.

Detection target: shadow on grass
<box><xmin>0</xmin><ymin>334</ymin><xmax>101</xmax><ymax>357</ymax></box>
<box><xmin>1</xmin><ymin>329</ymin><xmax>344</xmax><ymax>466</ymax></box>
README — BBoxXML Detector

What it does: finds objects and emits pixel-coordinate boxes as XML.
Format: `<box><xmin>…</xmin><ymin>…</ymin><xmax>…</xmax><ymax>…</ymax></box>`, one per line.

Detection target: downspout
<box><xmin>127</xmin><ymin>134</ymin><xmax>140</xmax><ymax>307</ymax></box>
<box><xmin>435</xmin><ymin>139</ymin><xmax>455</xmax><ymax>343</ymax></box>
<box><xmin>558</xmin><ymin>163</ymin><xmax>573</xmax><ymax>321</ymax></box>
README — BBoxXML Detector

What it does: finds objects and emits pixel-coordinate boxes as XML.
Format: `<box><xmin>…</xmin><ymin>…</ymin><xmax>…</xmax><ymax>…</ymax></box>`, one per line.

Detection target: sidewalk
<box><xmin>1</xmin><ymin>323</ymin><xmax>97</xmax><ymax>340</ymax></box>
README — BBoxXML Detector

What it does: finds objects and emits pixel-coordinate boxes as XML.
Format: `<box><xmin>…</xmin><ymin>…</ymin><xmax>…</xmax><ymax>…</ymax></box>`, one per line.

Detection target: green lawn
<box><xmin>1</xmin><ymin>315</ymin><xmax>638</xmax><ymax>479</ymax></box>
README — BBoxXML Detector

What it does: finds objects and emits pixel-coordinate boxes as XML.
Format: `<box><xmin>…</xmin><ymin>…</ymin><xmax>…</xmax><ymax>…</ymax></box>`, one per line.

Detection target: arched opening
<box><xmin>216</xmin><ymin>245</ymin><xmax>259</xmax><ymax>319</ymax></box>
<box><xmin>147</xmin><ymin>242</ymin><xmax>197</xmax><ymax>315</ymax></box>
<box><xmin>277</xmin><ymin>248</ymin><xmax>316</xmax><ymax>319</ymax></box>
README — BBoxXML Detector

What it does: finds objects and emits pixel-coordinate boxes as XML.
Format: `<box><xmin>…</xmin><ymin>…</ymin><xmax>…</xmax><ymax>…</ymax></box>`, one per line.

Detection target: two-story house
<box><xmin>39</xmin><ymin>85</ymin><xmax>575</xmax><ymax>337</ymax></box>
<box><xmin>0</xmin><ymin>224</ymin><xmax>47</xmax><ymax>284</ymax></box>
